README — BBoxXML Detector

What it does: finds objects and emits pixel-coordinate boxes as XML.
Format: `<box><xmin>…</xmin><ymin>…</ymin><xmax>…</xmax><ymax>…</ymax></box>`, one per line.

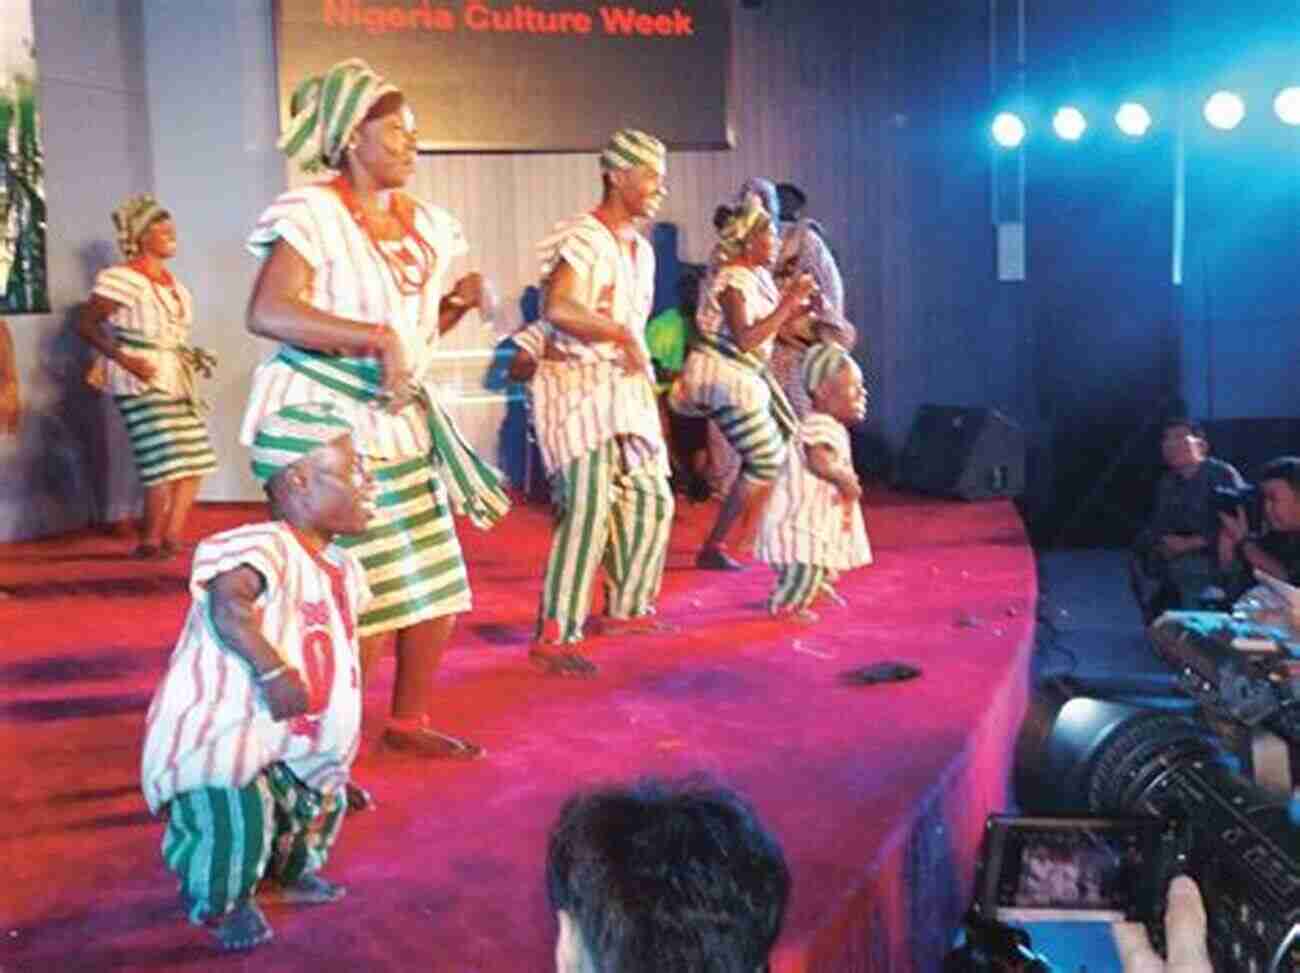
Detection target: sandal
<box><xmin>211</xmin><ymin>900</ymin><xmax>273</xmax><ymax>951</ymax></box>
<box><xmin>528</xmin><ymin>645</ymin><xmax>598</xmax><ymax>678</ymax></box>
<box><xmin>382</xmin><ymin>719</ymin><xmax>486</xmax><ymax>759</ymax></box>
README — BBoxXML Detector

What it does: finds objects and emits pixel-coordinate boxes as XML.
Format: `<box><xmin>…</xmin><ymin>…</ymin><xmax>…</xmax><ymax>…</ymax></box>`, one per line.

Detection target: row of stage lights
<box><xmin>991</xmin><ymin>86</ymin><xmax>1300</xmax><ymax>147</ymax></box>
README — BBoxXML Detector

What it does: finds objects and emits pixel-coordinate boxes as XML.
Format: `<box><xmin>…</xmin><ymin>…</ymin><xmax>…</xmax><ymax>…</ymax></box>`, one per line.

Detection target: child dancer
<box><xmin>756</xmin><ymin>343</ymin><xmax>871</xmax><ymax>621</ymax></box>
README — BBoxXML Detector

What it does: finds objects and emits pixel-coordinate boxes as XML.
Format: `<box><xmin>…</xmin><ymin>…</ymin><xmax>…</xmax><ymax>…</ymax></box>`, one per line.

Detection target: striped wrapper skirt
<box><xmin>114</xmin><ymin>392</ymin><xmax>217</xmax><ymax>487</ymax></box>
<box><xmin>336</xmin><ymin>454</ymin><xmax>472</xmax><ymax>637</ymax></box>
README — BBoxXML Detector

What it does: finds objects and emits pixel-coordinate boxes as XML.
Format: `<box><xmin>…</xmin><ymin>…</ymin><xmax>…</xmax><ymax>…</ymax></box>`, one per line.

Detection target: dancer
<box><xmin>243</xmin><ymin>58</ymin><xmax>508</xmax><ymax>768</ymax></box>
<box><xmin>757</xmin><ymin>342</ymin><xmax>871</xmax><ymax>621</ymax></box>
<box><xmin>75</xmin><ymin>195</ymin><xmax>217</xmax><ymax>558</ymax></box>
<box><xmin>140</xmin><ymin>403</ymin><xmax>372</xmax><ymax>951</ymax></box>
<box><xmin>669</xmin><ymin>196</ymin><xmax>816</xmax><ymax>570</ymax></box>
<box><xmin>528</xmin><ymin>129</ymin><xmax>674</xmax><ymax>673</ymax></box>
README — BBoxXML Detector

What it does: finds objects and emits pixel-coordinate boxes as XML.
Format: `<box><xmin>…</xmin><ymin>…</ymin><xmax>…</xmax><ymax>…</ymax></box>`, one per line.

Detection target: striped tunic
<box><xmin>529</xmin><ymin>214</ymin><xmax>666</xmax><ymax>476</ymax></box>
<box><xmin>756</xmin><ymin>413</ymin><xmax>872</xmax><ymax>571</ymax></box>
<box><xmin>92</xmin><ymin>265</ymin><xmax>196</xmax><ymax>398</ymax></box>
<box><xmin>141</xmin><ymin>522</ymin><xmax>369</xmax><ymax>814</ymax></box>
<box><xmin>239</xmin><ymin>184</ymin><xmax>468</xmax><ymax>460</ymax></box>
<box><xmin>673</xmin><ymin>264</ymin><xmax>780</xmax><ymax>415</ymax></box>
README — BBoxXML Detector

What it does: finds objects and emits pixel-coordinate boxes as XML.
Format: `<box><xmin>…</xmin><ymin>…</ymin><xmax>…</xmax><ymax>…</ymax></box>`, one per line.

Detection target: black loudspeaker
<box><xmin>896</xmin><ymin>405</ymin><xmax>1025</xmax><ymax>500</ymax></box>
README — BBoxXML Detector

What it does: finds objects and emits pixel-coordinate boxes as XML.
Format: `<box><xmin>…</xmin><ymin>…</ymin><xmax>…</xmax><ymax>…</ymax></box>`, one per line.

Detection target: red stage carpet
<box><xmin>0</xmin><ymin>488</ymin><xmax>1035</xmax><ymax>972</ymax></box>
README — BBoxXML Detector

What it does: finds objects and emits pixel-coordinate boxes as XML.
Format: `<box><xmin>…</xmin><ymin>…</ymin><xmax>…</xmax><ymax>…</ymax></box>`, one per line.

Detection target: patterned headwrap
<box><xmin>716</xmin><ymin>195</ymin><xmax>772</xmax><ymax>260</ymax></box>
<box><xmin>112</xmin><ymin>194</ymin><xmax>169</xmax><ymax>259</ymax></box>
<box><xmin>802</xmin><ymin>342</ymin><xmax>854</xmax><ymax>399</ymax></box>
<box><xmin>735</xmin><ymin>177</ymin><xmax>780</xmax><ymax>223</ymax></box>
<box><xmin>250</xmin><ymin>402</ymin><xmax>354</xmax><ymax>483</ymax></box>
<box><xmin>600</xmin><ymin>128</ymin><xmax>666</xmax><ymax>175</ymax></box>
<box><xmin>278</xmin><ymin>58</ymin><xmax>401</xmax><ymax>174</ymax></box>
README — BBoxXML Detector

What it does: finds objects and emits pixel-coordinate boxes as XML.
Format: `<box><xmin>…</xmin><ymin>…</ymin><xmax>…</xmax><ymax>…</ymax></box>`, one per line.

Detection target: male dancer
<box><xmin>528</xmin><ymin>130</ymin><xmax>675</xmax><ymax>675</ymax></box>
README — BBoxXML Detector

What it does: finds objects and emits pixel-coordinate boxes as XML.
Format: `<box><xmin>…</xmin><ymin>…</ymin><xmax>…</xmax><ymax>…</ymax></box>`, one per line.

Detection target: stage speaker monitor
<box><xmin>896</xmin><ymin>405</ymin><xmax>1025</xmax><ymax>500</ymax></box>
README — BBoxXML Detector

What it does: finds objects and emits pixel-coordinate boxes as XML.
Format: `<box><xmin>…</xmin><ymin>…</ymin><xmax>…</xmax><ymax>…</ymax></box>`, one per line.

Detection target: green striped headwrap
<box><xmin>278</xmin><ymin>58</ymin><xmax>400</xmax><ymax>174</ymax></box>
<box><xmin>716</xmin><ymin>196</ymin><xmax>771</xmax><ymax>260</ymax></box>
<box><xmin>250</xmin><ymin>402</ymin><xmax>354</xmax><ymax>483</ymax></box>
<box><xmin>599</xmin><ymin>128</ymin><xmax>666</xmax><ymax>175</ymax></box>
<box><xmin>112</xmin><ymin>194</ymin><xmax>169</xmax><ymax>259</ymax></box>
<box><xmin>802</xmin><ymin>342</ymin><xmax>853</xmax><ymax>399</ymax></box>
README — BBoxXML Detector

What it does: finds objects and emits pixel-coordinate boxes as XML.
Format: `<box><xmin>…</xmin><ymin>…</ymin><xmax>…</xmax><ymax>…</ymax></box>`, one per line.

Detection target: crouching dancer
<box><xmin>140</xmin><ymin>403</ymin><xmax>374</xmax><ymax>951</ymax></box>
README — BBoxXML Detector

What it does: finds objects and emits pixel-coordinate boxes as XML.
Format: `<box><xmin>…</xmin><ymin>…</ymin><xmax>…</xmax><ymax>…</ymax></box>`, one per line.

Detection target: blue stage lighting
<box><xmin>991</xmin><ymin>112</ymin><xmax>1026</xmax><ymax>148</ymax></box>
<box><xmin>1052</xmin><ymin>106</ymin><xmax>1087</xmax><ymax>141</ymax></box>
<box><xmin>1203</xmin><ymin>91</ymin><xmax>1245</xmax><ymax>130</ymax></box>
<box><xmin>1274</xmin><ymin>86</ymin><xmax>1300</xmax><ymax>126</ymax></box>
<box><xmin>1114</xmin><ymin>102</ymin><xmax>1152</xmax><ymax>137</ymax></box>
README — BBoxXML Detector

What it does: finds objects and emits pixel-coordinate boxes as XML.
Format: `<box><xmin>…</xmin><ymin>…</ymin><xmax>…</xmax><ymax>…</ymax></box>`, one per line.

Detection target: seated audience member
<box><xmin>1131</xmin><ymin>419</ymin><xmax>1243</xmax><ymax>621</ymax></box>
<box><xmin>1112</xmin><ymin>875</ymin><xmax>1212</xmax><ymax>973</ymax></box>
<box><xmin>546</xmin><ymin>778</ymin><xmax>790</xmax><ymax>973</ymax></box>
<box><xmin>1217</xmin><ymin>455</ymin><xmax>1300</xmax><ymax>600</ymax></box>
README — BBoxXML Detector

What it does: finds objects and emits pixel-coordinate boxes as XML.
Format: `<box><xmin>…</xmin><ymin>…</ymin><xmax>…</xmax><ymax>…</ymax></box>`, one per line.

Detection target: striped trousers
<box><xmin>161</xmin><ymin>763</ymin><xmax>346</xmax><ymax>924</ymax></box>
<box><xmin>537</xmin><ymin>440</ymin><xmax>675</xmax><ymax>644</ymax></box>
<box><xmin>768</xmin><ymin>563</ymin><xmax>830</xmax><ymax>614</ymax></box>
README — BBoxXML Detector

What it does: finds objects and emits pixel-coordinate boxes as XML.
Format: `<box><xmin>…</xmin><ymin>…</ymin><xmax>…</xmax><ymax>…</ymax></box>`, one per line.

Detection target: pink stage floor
<box><xmin>0</xmin><ymin>488</ymin><xmax>1035</xmax><ymax>971</ymax></box>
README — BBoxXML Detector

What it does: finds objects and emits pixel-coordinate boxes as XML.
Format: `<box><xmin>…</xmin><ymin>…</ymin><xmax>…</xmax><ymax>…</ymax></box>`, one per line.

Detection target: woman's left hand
<box><xmin>452</xmin><ymin>272</ymin><xmax>485</xmax><ymax>309</ymax></box>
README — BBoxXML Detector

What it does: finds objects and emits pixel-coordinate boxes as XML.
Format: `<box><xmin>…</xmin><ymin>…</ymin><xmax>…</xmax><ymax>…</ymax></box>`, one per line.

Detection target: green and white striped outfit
<box><xmin>241</xmin><ymin>186</ymin><xmax>508</xmax><ymax>637</ymax></box>
<box><xmin>668</xmin><ymin>264</ymin><xmax>794</xmax><ymax>485</ymax></box>
<box><xmin>162</xmin><ymin>763</ymin><xmax>346</xmax><ymax>924</ymax></box>
<box><xmin>92</xmin><ymin>265</ymin><xmax>217</xmax><ymax>486</ymax></box>
<box><xmin>532</xmin><ymin>213</ymin><xmax>673</xmax><ymax>643</ymax></box>
<box><xmin>757</xmin><ymin>413</ymin><xmax>872</xmax><ymax>613</ymax></box>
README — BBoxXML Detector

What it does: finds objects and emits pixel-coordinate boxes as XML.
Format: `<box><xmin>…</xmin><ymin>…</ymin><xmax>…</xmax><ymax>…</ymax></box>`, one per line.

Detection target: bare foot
<box><xmin>528</xmin><ymin>645</ymin><xmax>598</xmax><ymax>677</ymax></box>
<box><xmin>265</xmin><ymin>874</ymin><xmax>346</xmax><ymax>906</ymax></box>
<box><xmin>382</xmin><ymin>721</ymin><xmax>485</xmax><ymax>759</ymax></box>
<box><xmin>211</xmin><ymin>900</ymin><xmax>273</xmax><ymax>951</ymax></box>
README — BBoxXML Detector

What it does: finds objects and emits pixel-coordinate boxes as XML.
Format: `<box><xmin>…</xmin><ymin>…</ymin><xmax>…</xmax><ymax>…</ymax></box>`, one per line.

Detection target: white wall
<box><xmin>0</xmin><ymin>0</ymin><xmax>152</xmax><ymax>540</ymax></box>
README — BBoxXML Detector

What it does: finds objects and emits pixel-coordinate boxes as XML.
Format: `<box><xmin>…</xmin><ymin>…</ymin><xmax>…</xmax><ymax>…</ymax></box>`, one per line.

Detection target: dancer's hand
<box><xmin>836</xmin><ymin>471</ymin><xmax>863</xmax><ymax>502</ymax></box>
<box><xmin>261</xmin><ymin>667</ymin><xmax>310</xmax><ymax>721</ymax></box>
<box><xmin>616</xmin><ymin>333</ymin><xmax>650</xmax><ymax>376</ymax></box>
<box><xmin>781</xmin><ymin>272</ymin><xmax>817</xmax><ymax>309</ymax></box>
<box><xmin>451</xmin><ymin>272</ymin><xmax>485</xmax><ymax>309</ymax></box>
<box><xmin>375</xmin><ymin>329</ymin><xmax>415</xmax><ymax>412</ymax></box>
<box><xmin>1112</xmin><ymin>876</ymin><xmax>1212</xmax><ymax>973</ymax></box>
<box><xmin>118</xmin><ymin>353</ymin><xmax>157</xmax><ymax>382</ymax></box>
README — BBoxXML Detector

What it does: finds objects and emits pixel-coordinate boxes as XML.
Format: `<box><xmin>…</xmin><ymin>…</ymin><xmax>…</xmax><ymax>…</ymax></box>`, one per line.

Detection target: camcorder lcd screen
<box><xmin>977</xmin><ymin>816</ymin><xmax>1171</xmax><ymax>923</ymax></box>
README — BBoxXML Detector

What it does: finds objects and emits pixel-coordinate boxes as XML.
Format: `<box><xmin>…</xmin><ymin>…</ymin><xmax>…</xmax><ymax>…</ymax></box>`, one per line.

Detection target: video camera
<box><xmin>979</xmin><ymin>610</ymin><xmax>1300</xmax><ymax>972</ymax></box>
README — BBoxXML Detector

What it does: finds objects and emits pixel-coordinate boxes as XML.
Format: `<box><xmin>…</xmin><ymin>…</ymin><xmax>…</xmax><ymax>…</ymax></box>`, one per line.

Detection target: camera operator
<box><xmin>1131</xmin><ymin>419</ymin><xmax>1244</xmax><ymax>621</ymax></box>
<box><xmin>1217</xmin><ymin>455</ymin><xmax>1300</xmax><ymax>600</ymax></box>
<box><xmin>1112</xmin><ymin>875</ymin><xmax>1212</xmax><ymax>973</ymax></box>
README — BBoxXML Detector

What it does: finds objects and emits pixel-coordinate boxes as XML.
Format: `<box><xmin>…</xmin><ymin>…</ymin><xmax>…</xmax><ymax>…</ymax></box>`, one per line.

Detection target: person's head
<box><xmin>716</xmin><ymin>197</ymin><xmax>777</xmax><ymax>268</ymax></box>
<box><xmin>1159</xmin><ymin>418</ymin><xmax>1208</xmax><ymax>474</ymax></box>
<box><xmin>1256</xmin><ymin>456</ymin><xmax>1300</xmax><ymax>532</ymax></box>
<box><xmin>278</xmin><ymin>58</ymin><xmax>412</xmax><ymax>184</ymax></box>
<box><xmin>735</xmin><ymin>177</ymin><xmax>780</xmax><ymax>224</ymax></box>
<box><xmin>112</xmin><ymin>194</ymin><xmax>175</xmax><ymax>261</ymax></box>
<box><xmin>546</xmin><ymin>778</ymin><xmax>790</xmax><ymax>973</ymax></box>
<box><xmin>775</xmin><ymin>182</ymin><xmax>807</xmax><ymax>224</ymax></box>
<box><xmin>251</xmin><ymin>403</ymin><xmax>373</xmax><ymax>537</ymax></box>
<box><xmin>803</xmin><ymin>343</ymin><xmax>867</xmax><ymax>425</ymax></box>
<box><xmin>599</xmin><ymin>129</ymin><xmax>667</xmax><ymax>221</ymax></box>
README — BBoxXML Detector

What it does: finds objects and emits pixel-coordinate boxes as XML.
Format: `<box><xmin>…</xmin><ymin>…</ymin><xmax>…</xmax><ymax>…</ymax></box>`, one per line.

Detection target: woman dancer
<box><xmin>669</xmin><ymin>196</ymin><xmax>815</xmax><ymax>570</ymax></box>
<box><xmin>76</xmin><ymin>196</ymin><xmax>216</xmax><ymax>558</ymax></box>
<box><xmin>243</xmin><ymin>59</ymin><xmax>507</xmax><ymax>780</ymax></box>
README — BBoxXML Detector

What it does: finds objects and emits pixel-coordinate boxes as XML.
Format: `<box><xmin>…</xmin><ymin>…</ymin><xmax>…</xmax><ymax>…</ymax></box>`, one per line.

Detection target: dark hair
<box><xmin>676</xmin><ymin>265</ymin><xmax>704</xmax><ymax>315</ymax></box>
<box><xmin>713</xmin><ymin>203</ymin><xmax>734</xmax><ymax>232</ymax></box>
<box><xmin>362</xmin><ymin>90</ymin><xmax>406</xmax><ymax>125</ymax></box>
<box><xmin>1160</xmin><ymin>417</ymin><xmax>1205</xmax><ymax>440</ymax></box>
<box><xmin>546</xmin><ymin>777</ymin><xmax>790</xmax><ymax>973</ymax></box>
<box><xmin>1257</xmin><ymin>456</ymin><xmax>1300</xmax><ymax>493</ymax></box>
<box><xmin>775</xmin><ymin>182</ymin><xmax>807</xmax><ymax>221</ymax></box>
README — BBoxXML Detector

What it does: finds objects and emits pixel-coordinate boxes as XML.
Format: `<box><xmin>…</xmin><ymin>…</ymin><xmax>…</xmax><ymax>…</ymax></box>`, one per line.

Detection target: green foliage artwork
<box><xmin>1</xmin><ymin>4</ymin><xmax>49</xmax><ymax>314</ymax></box>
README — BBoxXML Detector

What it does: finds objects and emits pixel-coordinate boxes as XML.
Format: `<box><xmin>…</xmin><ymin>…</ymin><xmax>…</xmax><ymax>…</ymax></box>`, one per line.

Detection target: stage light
<box><xmin>1203</xmin><ymin>90</ymin><xmax>1245</xmax><ymax>130</ymax></box>
<box><xmin>1114</xmin><ymin>102</ymin><xmax>1152</xmax><ymax>137</ymax></box>
<box><xmin>991</xmin><ymin>111</ymin><xmax>1026</xmax><ymax>148</ymax></box>
<box><xmin>1052</xmin><ymin>106</ymin><xmax>1087</xmax><ymax>141</ymax></box>
<box><xmin>1274</xmin><ymin>86</ymin><xmax>1300</xmax><ymax>126</ymax></box>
